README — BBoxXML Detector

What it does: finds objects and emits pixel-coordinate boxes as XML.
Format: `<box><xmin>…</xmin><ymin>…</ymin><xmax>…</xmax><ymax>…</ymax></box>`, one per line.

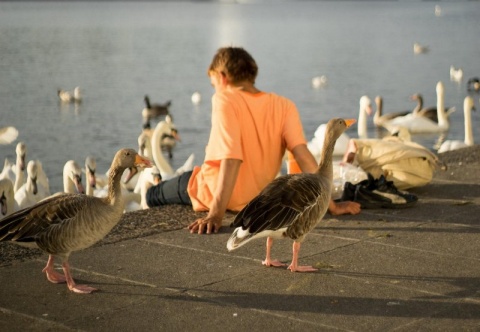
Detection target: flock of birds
<box><xmin>0</xmin><ymin>64</ymin><xmax>478</xmax><ymax>293</ymax></box>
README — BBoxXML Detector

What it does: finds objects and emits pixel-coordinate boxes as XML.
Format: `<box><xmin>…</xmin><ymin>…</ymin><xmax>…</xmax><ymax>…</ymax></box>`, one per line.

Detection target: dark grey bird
<box><xmin>0</xmin><ymin>149</ymin><xmax>152</xmax><ymax>293</ymax></box>
<box><xmin>227</xmin><ymin>118</ymin><xmax>356</xmax><ymax>272</ymax></box>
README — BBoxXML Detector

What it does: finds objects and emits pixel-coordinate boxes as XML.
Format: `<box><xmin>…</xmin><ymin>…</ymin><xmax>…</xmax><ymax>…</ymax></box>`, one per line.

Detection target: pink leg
<box><xmin>262</xmin><ymin>237</ymin><xmax>286</xmax><ymax>267</ymax></box>
<box><xmin>288</xmin><ymin>242</ymin><xmax>318</xmax><ymax>272</ymax></box>
<box><xmin>62</xmin><ymin>261</ymin><xmax>98</xmax><ymax>294</ymax></box>
<box><xmin>42</xmin><ymin>255</ymin><xmax>66</xmax><ymax>284</ymax></box>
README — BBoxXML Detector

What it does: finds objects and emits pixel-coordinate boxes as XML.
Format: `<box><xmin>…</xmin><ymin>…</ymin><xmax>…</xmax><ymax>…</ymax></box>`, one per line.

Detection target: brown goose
<box><xmin>0</xmin><ymin>148</ymin><xmax>152</xmax><ymax>294</ymax></box>
<box><xmin>227</xmin><ymin>118</ymin><xmax>356</xmax><ymax>272</ymax></box>
<box><xmin>142</xmin><ymin>95</ymin><xmax>171</xmax><ymax>121</ymax></box>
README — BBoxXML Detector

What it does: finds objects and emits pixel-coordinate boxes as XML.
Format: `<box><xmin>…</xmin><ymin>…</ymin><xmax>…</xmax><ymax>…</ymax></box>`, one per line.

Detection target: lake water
<box><xmin>1</xmin><ymin>1</ymin><xmax>479</xmax><ymax>193</ymax></box>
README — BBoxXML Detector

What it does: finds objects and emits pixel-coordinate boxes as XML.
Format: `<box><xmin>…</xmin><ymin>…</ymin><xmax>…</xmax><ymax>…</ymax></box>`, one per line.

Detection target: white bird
<box><xmin>357</xmin><ymin>95</ymin><xmax>373</xmax><ymax>139</ymax></box>
<box><xmin>0</xmin><ymin>178</ymin><xmax>17</xmax><ymax>216</ymax></box>
<box><xmin>6</xmin><ymin>142</ymin><xmax>27</xmax><ymax>193</ymax></box>
<box><xmin>435</xmin><ymin>5</ymin><xmax>442</xmax><ymax>17</ymax></box>
<box><xmin>437</xmin><ymin>96</ymin><xmax>476</xmax><ymax>153</ymax></box>
<box><xmin>191</xmin><ymin>91</ymin><xmax>202</xmax><ymax>105</ymax></box>
<box><xmin>450</xmin><ymin>66</ymin><xmax>463</xmax><ymax>83</ymax></box>
<box><xmin>0</xmin><ymin>126</ymin><xmax>19</xmax><ymax>145</ymax></box>
<box><xmin>0</xmin><ymin>149</ymin><xmax>152</xmax><ymax>293</ymax></box>
<box><xmin>151</xmin><ymin>119</ymin><xmax>194</xmax><ymax>180</ymax></box>
<box><xmin>380</xmin><ymin>82</ymin><xmax>452</xmax><ymax>134</ymax></box>
<box><xmin>413</xmin><ymin>42</ymin><xmax>429</xmax><ymax>54</ymax></box>
<box><xmin>14</xmin><ymin>160</ymin><xmax>41</xmax><ymax>209</ymax></box>
<box><xmin>35</xmin><ymin>160</ymin><xmax>51</xmax><ymax>200</ymax></box>
<box><xmin>84</xmin><ymin>156</ymin><xmax>97</xmax><ymax>196</ymax></box>
<box><xmin>62</xmin><ymin>160</ymin><xmax>85</xmax><ymax>194</ymax></box>
<box><xmin>58</xmin><ymin>87</ymin><xmax>82</xmax><ymax>103</ymax></box>
<box><xmin>227</xmin><ymin>118</ymin><xmax>356</xmax><ymax>272</ymax></box>
<box><xmin>311</xmin><ymin>75</ymin><xmax>328</xmax><ymax>88</ymax></box>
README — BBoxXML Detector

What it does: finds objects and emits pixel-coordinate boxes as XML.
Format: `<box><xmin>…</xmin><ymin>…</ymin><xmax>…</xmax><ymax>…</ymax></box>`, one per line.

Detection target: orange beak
<box><xmin>344</xmin><ymin>119</ymin><xmax>356</xmax><ymax>128</ymax></box>
<box><xmin>134</xmin><ymin>154</ymin><xmax>153</xmax><ymax>168</ymax></box>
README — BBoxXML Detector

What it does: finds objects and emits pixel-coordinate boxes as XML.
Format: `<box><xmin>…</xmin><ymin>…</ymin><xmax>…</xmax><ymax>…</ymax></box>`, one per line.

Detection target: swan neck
<box><xmin>151</xmin><ymin>122</ymin><xmax>174</xmax><ymax>176</ymax></box>
<box><xmin>437</xmin><ymin>89</ymin><xmax>447</xmax><ymax>127</ymax></box>
<box><xmin>358</xmin><ymin>106</ymin><xmax>368</xmax><ymax>139</ymax></box>
<box><xmin>107</xmin><ymin>166</ymin><xmax>125</xmax><ymax>205</ymax></box>
<box><xmin>464</xmin><ymin>107</ymin><xmax>474</xmax><ymax>145</ymax></box>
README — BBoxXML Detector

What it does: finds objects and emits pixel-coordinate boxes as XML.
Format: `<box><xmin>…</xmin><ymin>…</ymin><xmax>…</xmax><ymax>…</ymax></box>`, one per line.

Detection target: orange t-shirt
<box><xmin>187</xmin><ymin>89</ymin><xmax>307</xmax><ymax>212</ymax></box>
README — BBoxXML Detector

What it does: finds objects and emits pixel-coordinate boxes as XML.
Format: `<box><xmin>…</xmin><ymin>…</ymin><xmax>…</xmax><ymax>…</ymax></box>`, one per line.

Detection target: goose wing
<box><xmin>0</xmin><ymin>193</ymin><xmax>93</xmax><ymax>243</ymax></box>
<box><xmin>231</xmin><ymin>173</ymin><xmax>323</xmax><ymax>235</ymax></box>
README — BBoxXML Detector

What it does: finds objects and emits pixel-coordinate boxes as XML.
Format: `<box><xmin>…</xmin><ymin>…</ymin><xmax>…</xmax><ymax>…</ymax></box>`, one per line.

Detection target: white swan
<box><xmin>0</xmin><ymin>127</ymin><xmax>18</xmax><ymax>145</ymax></box>
<box><xmin>63</xmin><ymin>160</ymin><xmax>85</xmax><ymax>194</ymax></box>
<box><xmin>58</xmin><ymin>87</ymin><xmax>82</xmax><ymax>103</ymax></box>
<box><xmin>151</xmin><ymin>119</ymin><xmax>194</xmax><ymax>180</ymax></box>
<box><xmin>35</xmin><ymin>160</ymin><xmax>51</xmax><ymax>200</ymax></box>
<box><xmin>14</xmin><ymin>160</ymin><xmax>41</xmax><ymax>209</ymax></box>
<box><xmin>311</xmin><ymin>75</ymin><xmax>327</xmax><ymax>88</ymax></box>
<box><xmin>437</xmin><ymin>96</ymin><xmax>475</xmax><ymax>153</ymax></box>
<box><xmin>13</xmin><ymin>142</ymin><xmax>27</xmax><ymax>193</ymax></box>
<box><xmin>380</xmin><ymin>82</ymin><xmax>452</xmax><ymax>134</ymax></box>
<box><xmin>450</xmin><ymin>66</ymin><xmax>463</xmax><ymax>83</ymax></box>
<box><xmin>191</xmin><ymin>91</ymin><xmax>202</xmax><ymax>105</ymax></box>
<box><xmin>84</xmin><ymin>156</ymin><xmax>97</xmax><ymax>196</ymax></box>
<box><xmin>0</xmin><ymin>178</ymin><xmax>17</xmax><ymax>216</ymax></box>
<box><xmin>357</xmin><ymin>95</ymin><xmax>373</xmax><ymax>139</ymax></box>
<box><xmin>413</xmin><ymin>42</ymin><xmax>429</xmax><ymax>54</ymax></box>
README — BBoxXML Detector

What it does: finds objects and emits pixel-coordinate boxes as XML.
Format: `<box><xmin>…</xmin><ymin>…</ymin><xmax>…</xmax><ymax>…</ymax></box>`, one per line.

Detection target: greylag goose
<box><xmin>0</xmin><ymin>148</ymin><xmax>152</xmax><ymax>294</ymax></box>
<box><xmin>0</xmin><ymin>126</ymin><xmax>18</xmax><ymax>145</ymax></box>
<box><xmin>373</xmin><ymin>96</ymin><xmax>411</xmax><ymax>128</ymax></box>
<box><xmin>438</xmin><ymin>96</ymin><xmax>476</xmax><ymax>153</ymax></box>
<box><xmin>227</xmin><ymin>118</ymin><xmax>356</xmax><ymax>272</ymax></box>
<box><xmin>58</xmin><ymin>87</ymin><xmax>82</xmax><ymax>103</ymax></box>
<box><xmin>142</xmin><ymin>95</ymin><xmax>171</xmax><ymax>121</ymax></box>
<box><xmin>0</xmin><ymin>178</ymin><xmax>16</xmax><ymax>216</ymax></box>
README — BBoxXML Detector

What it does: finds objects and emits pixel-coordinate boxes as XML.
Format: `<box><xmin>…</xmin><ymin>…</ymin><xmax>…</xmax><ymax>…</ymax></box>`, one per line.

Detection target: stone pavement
<box><xmin>1</xmin><ymin>147</ymin><xmax>479</xmax><ymax>332</ymax></box>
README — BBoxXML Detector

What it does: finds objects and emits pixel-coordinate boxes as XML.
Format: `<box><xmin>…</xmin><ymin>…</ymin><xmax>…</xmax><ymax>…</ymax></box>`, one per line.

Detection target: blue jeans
<box><xmin>146</xmin><ymin>171</ymin><xmax>193</xmax><ymax>207</ymax></box>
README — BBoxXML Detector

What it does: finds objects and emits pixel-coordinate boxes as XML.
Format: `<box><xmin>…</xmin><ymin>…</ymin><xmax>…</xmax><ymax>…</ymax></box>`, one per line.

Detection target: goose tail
<box><xmin>226</xmin><ymin>227</ymin><xmax>253</xmax><ymax>252</ymax></box>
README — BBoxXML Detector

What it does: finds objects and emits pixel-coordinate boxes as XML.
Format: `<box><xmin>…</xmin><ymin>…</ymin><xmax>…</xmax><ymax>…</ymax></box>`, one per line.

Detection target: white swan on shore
<box><xmin>14</xmin><ymin>160</ymin><xmax>41</xmax><ymax>209</ymax></box>
<box><xmin>62</xmin><ymin>160</ymin><xmax>85</xmax><ymax>194</ymax></box>
<box><xmin>437</xmin><ymin>96</ymin><xmax>475</xmax><ymax>153</ymax></box>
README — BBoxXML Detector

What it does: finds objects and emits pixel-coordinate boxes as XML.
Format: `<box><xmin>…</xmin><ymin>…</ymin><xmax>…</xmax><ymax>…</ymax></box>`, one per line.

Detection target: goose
<box><xmin>450</xmin><ymin>66</ymin><xmax>463</xmax><ymax>83</ymax></box>
<box><xmin>0</xmin><ymin>149</ymin><xmax>152</xmax><ymax>293</ymax></box>
<box><xmin>467</xmin><ymin>77</ymin><xmax>480</xmax><ymax>92</ymax></box>
<box><xmin>191</xmin><ymin>91</ymin><xmax>202</xmax><ymax>105</ymax></box>
<box><xmin>142</xmin><ymin>95</ymin><xmax>171</xmax><ymax>121</ymax></box>
<box><xmin>58</xmin><ymin>87</ymin><xmax>81</xmax><ymax>103</ymax></box>
<box><xmin>413</xmin><ymin>42</ymin><xmax>429</xmax><ymax>54</ymax></box>
<box><xmin>14</xmin><ymin>160</ymin><xmax>40</xmax><ymax>209</ymax></box>
<box><xmin>0</xmin><ymin>126</ymin><xmax>18</xmax><ymax>145</ymax></box>
<box><xmin>227</xmin><ymin>118</ymin><xmax>356</xmax><ymax>272</ymax></box>
<box><xmin>437</xmin><ymin>96</ymin><xmax>476</xmax><ymax>153</ymax></box>
<box><xmin>0</xmin><ymin>178</ymin><xmax>16</xmax><ymax>216</ymax></box>
<box><xmin>380</xmin><ymin>82</ymin><xmax>453</xmax><ymax>134</ymax></box>
<box><xmin>357</xmin><ymin>95</ymin><xmax>372</xmax><ymax>139</ymax></box>
<box><xmin>373</xmin><ymin>96</ymin><xmax>411</xmax><ymax>127</ymax></box>
<box><xmin>311</xmin><ymin>75</ymin><xmax>327</xmax><ymax>88</ymax></box>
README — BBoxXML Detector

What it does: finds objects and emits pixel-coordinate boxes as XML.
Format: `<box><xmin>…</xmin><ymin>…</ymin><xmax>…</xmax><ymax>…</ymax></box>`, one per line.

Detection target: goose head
<box><xmin>63</xmin><ymin>160</ymin><xmax>85</xmax><ymax>194</ymax></box>
<box><xmin>111</xmin><ymin>148</ymin><xmax>152</xmax><ymax>173</ymax></box>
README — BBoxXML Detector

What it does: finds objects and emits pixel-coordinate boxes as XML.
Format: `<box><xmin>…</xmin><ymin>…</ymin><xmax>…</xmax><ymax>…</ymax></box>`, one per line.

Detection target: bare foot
<box><xmin>262</xmin><ymin>259</ymin><xmax>286</xmax><ymax>267</ymax></box>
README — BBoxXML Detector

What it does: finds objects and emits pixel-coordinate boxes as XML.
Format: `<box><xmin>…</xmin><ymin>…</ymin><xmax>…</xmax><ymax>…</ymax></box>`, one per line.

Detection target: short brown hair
<box><xmin>208</xmin><ymin>47</ymin><xmax>258</xmax><ymax>84</ymax></box>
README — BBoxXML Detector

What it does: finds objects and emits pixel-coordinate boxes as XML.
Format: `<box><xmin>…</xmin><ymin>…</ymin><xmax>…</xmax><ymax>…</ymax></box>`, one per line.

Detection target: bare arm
<box><xmin>188</xmin><ymin>158</ymin><xmax>242</xmax><ymax>234</ymax></box>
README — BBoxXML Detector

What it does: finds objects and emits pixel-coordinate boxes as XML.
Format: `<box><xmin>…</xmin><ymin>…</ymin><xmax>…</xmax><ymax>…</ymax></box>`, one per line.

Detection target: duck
<box><xmin>58</xmin><ymin>87</ymin><xmax>82</xmax><ymax>103</ymax></box>
<box><xmin>227</xmin><ymin>118</ymin><xmax>356</xmax><ymax>272</ymax></box>
<box><xmin>380</xmin><ymin>82</ymin><xmax>453</xmax><ymax>134</ymax></box>
<box><xmin>467</xmin><ymin>77</ymin><xmax>480</xmax><ymax>92</ymax></box>
<box><xmin>142</xmin><ymin>95</ymin><xmax>171</xmax><ymax>121</ymax></box>
<box><xmin>437</xmin><ymin>96</ymin><xmax>476</xmax><ymax>153</ymax></box>
<box><xmin>413</xmin><ymin>42</ymin><xmax>429</xmax><ymax>54</ymax></box>
<box><xmin>0</xmin><ymin>178</ymin><xmax>17</xmax><ymax>217</ymax></box>
<box><xmin>450</xmin><ymin>66</ymin><xmax>463</xmax><ymax>83</ymax></box>
<box><xmin>356</xmin><ymin>95</ymin><xmax>373</xmax><ymax>139</ymax></box>
<box><xmin>373</xmin><ymin>96</ymin><xmax>412</xmax><ymax>128</ymax></box>
<box><xmin>0</xmin><ymin>149</ymin><xmax>152</xmax><ymax>293</ymax></box>
<box><xmin>191</xmin><ymin>91</ymin><xmax>202</xmax><ymax>105</ymax></box>
<box><xmin>311</xmin><ymin>75</ymin><xmax>328</xmax><ymax>88</ymax></box>
<box><xmin>0</xmin><ymin>126</ymin><xmax>18</xmax><ymax>145</ymax></box>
